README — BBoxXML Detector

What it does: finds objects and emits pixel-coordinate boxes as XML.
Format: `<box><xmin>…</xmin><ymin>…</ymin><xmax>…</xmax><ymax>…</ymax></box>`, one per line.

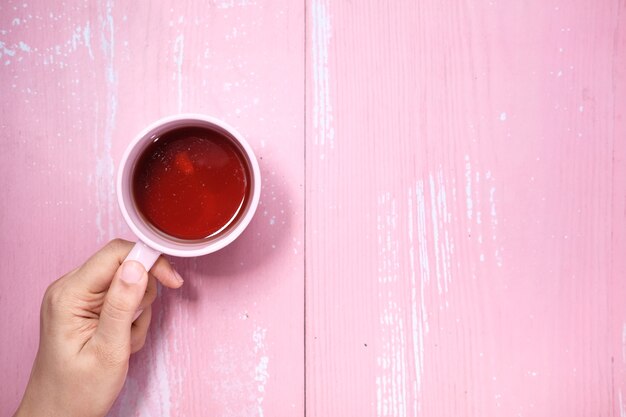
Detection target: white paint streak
<box><xmin>415</xmin><ymin>183</ymin><xmax>431</xmax><ymax>326</ymax></box>
<box><xmin>18</xmin><ymin>41</ymin><xmax>30</xmax><ymax>52</ymax></box>
<box><xmin>620</xmin><ymin>390</ymin><xmax>626</xmax><ymax>417</ymax></box>
<box><xmin>438</xmin><ymin>171</ymin><xmax>453</xmax><ymax>294</ymax></box>
<box><xmin>311</xmin><ymin>0</ymin><xmax>334</xmax><ymax>150</ymax></box>
<box><xmin>154</xmin><ymin>329</ymin><xmax>173</xmax><ymax>416</ymax></box>
<box><xmin>124</xmin><ymin>285</ymin><xmax>172</xmax><ymax>417</ymax></box>
<box><xmin>171</xmin><ymin>299</ymin><xmax>187</xmax><ymax>410</ymax></box>
<box><xmin>408</xmin><ymin>182</ymin><xmax>430</xmax><ymax>414</ymax></box>
<box><xmin>489</xmin><ymin>185</ymin><xmax>503</xmax><ymax>267</ymax></box>
<box><xmin>407</xmin><ymin>189</ymin><xmax>419</xmax><ymax>417</ymax></box>
<box><xmin>174</xmin><ymin>34</ymin><xmax>184</xmax><ymax>112</ymax></box>
<box><xmin>0</xmin><ymin>41</ymin><xmax>17</xmax><ymax>57</ymax></box>
<box><xmin>95</xmin><ymin>0</ymin><xmax>118</xmax><ymax>242</ymax></box>
<box><xmin>216</xmin><ymin>0</ymin><xmax>254</xmax><ymax>8</ymax></box>
<box><xmin>464</xmin><ymin>155</ymin><xmax>473</xmax><ymax>222</ymax></box>
<box><xmin>83</xmin><ymin>22</ymin><xmax>94</xmax><ymax>59</ymax></box>
<box><xmin>253</xmin><ymin>326</ymin><xmax>269</xmax><ymax>417</ymax></box>
<box><xmin>489</xmin><ymin>187</ymin><xmax>498</xmax><ymax>231</ymax></box>
<box><xmin>428</xmin><ymin>171</ymin><xmax>454</xmax><ymax>300</ymax></box>
<box><xmin>429</xmin><ymin>175</ymin><xmax>442</xmax><ymax>295</ymax></box>
<box><xmin>466</xmin><ymin>165</ymin><xmax>503</xmax><ymax>266</ymax></box>
<box><xmin>376</xmin><ymin>193</ymin><xmax>408</xmax><ymax>417</ymax></box>
<box><xmin>380</xmin><ymin>176</ymin><xmax>454</xmax><ymax>416</ymax></box>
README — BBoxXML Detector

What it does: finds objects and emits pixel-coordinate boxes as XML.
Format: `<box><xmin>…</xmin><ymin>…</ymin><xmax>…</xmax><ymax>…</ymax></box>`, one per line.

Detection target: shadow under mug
<box><xmin>116</xmin><ymin>114</ymin><xmax>262</xmax><ymax>271</ymax></box>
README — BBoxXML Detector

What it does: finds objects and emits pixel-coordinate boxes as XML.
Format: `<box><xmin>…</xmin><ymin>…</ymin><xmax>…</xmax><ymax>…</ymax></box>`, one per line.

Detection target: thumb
<box><xmin>94</xmin><ymin>261</ymin><xmax>148</xmax><ymax>351</ymax></box>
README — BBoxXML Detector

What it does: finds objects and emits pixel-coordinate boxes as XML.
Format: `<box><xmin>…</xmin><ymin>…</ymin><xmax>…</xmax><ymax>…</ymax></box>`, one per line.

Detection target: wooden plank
<box><xmin>0</xmin><ymin>1</ymin><xmax>304</xmax><ymax>415</ymax></box>
<box><xmin>305</xmin><ymin>0</ymin><xmax>626</xmax><ymax>415</ymax></box>
<box><xmin>610</xmin><ymin>0</ymin><xmax>626</xmax><ymax>415</ymax></box>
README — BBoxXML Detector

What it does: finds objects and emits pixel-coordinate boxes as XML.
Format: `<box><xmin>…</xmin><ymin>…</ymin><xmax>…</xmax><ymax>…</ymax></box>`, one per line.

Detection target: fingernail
<box><xmin>132</xmin><ymin>309</ymin><xmax>144</xmax><ymax>322</ymax></box>
<box><xmin>121</xmin><ymin>261</ymin><xmax>145</xmax><ymax>284</ymax></box>
<box><xmin>172</xmin><ymin>268</ymin><xmax>184</xmax><ymax>283</ymax></box>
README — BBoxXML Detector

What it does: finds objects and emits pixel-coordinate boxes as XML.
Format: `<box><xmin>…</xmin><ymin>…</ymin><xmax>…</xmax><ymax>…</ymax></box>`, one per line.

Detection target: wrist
<box><xmin>15</xmin><ymin>388</ymin><xmax>53</xmax><ymax>417</ymax></box>
<box><xmin>14</xmin><ymin>395</ymin><xmax>45</xmax><ymax>417</ymax></box>
<box><xmin>15</xmin><ymin>371</ymin><xmax>65</xmax><ymax>417</ymax></box>
<box><xmin>16</xmin><ymin>364</ymin><xmax>109</xmax><ymax>417</ymax></box>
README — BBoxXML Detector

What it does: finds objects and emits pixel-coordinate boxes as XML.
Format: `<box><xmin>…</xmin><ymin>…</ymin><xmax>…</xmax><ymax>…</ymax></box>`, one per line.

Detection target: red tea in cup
<box><xmin>131</xmin><ymin>126</ymin><xmax>252</xmax><ymax>241</ymax></box>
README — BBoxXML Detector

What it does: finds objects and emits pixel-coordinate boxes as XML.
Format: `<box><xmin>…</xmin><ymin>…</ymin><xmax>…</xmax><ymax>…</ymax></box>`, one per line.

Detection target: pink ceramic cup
<box><xmin>116</xmin><ymin>114</ymin><xmax>261</xmax><ymax>271</ymax></box>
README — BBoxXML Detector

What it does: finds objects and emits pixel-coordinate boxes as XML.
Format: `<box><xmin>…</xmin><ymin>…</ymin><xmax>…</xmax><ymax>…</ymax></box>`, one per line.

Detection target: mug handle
<box><xmin>125</xmin><ymin>240</ymin><xmax>161</xmax><ymax>271</ymax></box>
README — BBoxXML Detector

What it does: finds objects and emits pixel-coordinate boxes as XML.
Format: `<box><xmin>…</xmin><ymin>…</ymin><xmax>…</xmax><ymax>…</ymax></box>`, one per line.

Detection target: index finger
<box><xmin>74</xmin><ymin>239</ymin><xmax>184</xmax><ymax>292</ymax></box>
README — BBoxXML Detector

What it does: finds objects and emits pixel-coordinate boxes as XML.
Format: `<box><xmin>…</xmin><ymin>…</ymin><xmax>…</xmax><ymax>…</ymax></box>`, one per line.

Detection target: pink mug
<box><xmin>116</xmin><ymin>114</ymin><xmax>262</xmax><ymax>271</ymax></box>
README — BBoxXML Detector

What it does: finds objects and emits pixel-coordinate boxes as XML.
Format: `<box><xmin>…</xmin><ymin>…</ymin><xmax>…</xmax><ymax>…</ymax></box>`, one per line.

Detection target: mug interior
<box><xmin>117</xmin><ymin>115</ymin><xmax>260</xmax><ymax>257</ymax></box>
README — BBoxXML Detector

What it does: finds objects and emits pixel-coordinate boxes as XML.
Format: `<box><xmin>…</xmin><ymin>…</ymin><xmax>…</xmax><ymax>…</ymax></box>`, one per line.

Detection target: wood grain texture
<box><xmin>0</xmin><ymin>0</ymin><xmax>304</xmax><ymax>416</ymax></box>
<box><xmin>1</xmin><ymin>0</ymin><xmax>625</xmax><ymax>415</ymax></box>
<box><xmin>305</xmin><ymin>0</ymin><xmax>626</xmax><ymax>416</ymax></box>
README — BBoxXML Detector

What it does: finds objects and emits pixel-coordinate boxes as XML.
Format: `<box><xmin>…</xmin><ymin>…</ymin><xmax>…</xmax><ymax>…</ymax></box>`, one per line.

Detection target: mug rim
<box><xmin>116</xmin><ymin>113</ymin><xmax>261</xmax><ymax>257</ymax></box>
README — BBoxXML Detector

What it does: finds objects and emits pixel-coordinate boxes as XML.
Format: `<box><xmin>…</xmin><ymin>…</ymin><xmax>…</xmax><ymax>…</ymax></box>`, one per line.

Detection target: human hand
<box><xmin>15</xmin><ymin>239</ymin><xmax>184</xmax><ymax>417</ymax></box>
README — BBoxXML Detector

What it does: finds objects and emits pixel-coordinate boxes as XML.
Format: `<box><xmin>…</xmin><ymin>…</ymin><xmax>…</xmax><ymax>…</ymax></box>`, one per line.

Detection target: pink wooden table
<box><xmin>1</xmin><ymin>1</ymin><xmax>625</xmax><ymax>416</ymax></box>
